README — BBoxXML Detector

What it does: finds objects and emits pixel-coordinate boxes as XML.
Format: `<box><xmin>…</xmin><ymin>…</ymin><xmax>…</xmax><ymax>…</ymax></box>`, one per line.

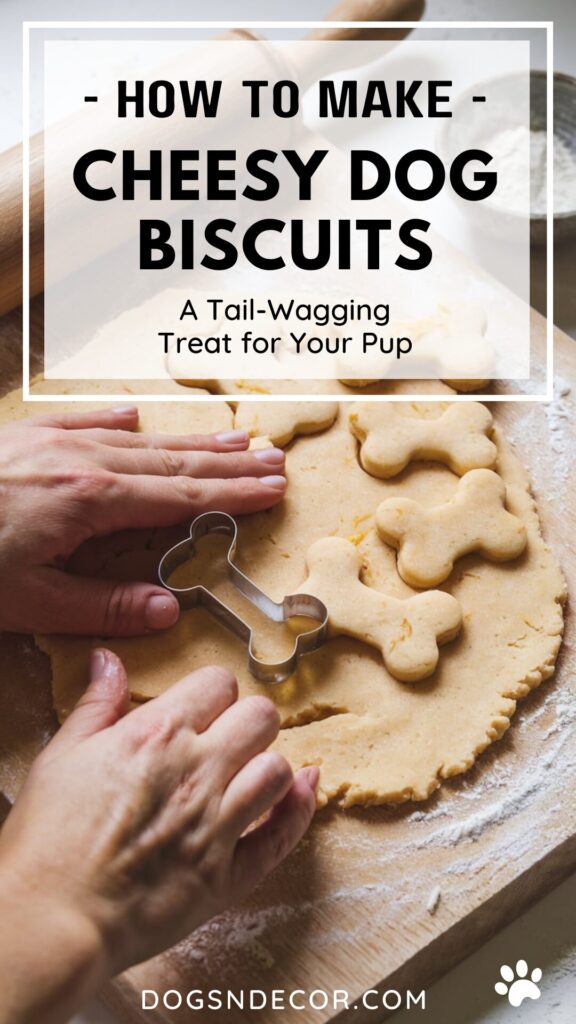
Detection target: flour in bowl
<box><xmin>482</xmin><ymin>125</ymin><xmax>576</xmax><ymax>216</ymax></box>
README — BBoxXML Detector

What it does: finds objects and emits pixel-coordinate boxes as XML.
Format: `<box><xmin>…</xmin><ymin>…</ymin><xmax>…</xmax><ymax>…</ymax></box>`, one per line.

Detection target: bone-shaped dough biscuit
<box><xmin>300</xmin><ymin>537</ymin><xmax>462</xmax><ymax>681</ymax></box>
<box><xmin>376</xmin><ymin>469</ymin><xmax>527</xmax><ymax>587</ymax></box>
<box><xmin>349</xmin><ymin>401</ymin><xmax>497</xmax><ymax>478</ymax></box>
<box><xmin>338</xmin><ymin>301</ymin><xmax>493</xmax><ymax>388</ymax></box>
<box><xmin>234</xmin><ymin>401</ymin><xmax>339</xmax><ymax>447</ymax></box>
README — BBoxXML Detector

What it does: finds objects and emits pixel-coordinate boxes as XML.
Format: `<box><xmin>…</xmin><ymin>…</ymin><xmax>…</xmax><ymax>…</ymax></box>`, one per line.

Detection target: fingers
<box><xmin>75</xmin><ymin>428</ymin><xmax>251</xmax><ymax>453</ymax></box>
<box><xmin>232</xmin><ymin>767</ymin><xmax>319</xmax><ymax>893</ymax></box>
<box><xmin>31</xmin><ymin>567</ymin><xmax>180</xmax><ymax>636</ymax></box>
<box><xmin>29</xmin><ymin>405</ymin><xmax>252</xmax><ymax>456</ymax></box>
<box><xmin>97</xmin><ymin>474</ymin><xmax>287</xmax><ymax>533</ymax></box>
<box><xmin>204</xmin><ymin>696</ymin><xmax>281</xmax><ymax>786</ymax></box>
<box><xmin>31</xmin><ymin>405</ymin><xmax>140</xmax><ymax>431</ymax></box>
<box><xmin>93</xmin><ymin>446</ymin><xmax>285</xmax><ymax>480</ymax></box>
<box><xmin>47</xmin><ymin>649</ymin><xmax>130</xmax><ymax>756</ymax></box>
<box><xmin>129</xmin><ymin>666</ymin><xmax>238</xmax><ymax>735</ymax></box>
<box><xmin>219</xmin><ymin>751</ymin><xmax>294</xmax><ymax>838</ymax></box>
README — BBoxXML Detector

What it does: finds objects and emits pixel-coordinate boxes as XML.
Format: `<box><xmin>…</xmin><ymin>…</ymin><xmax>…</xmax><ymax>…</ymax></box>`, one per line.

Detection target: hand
<box><xmin>0</xmin><ymin>651</ymin><xmax>318</xmax><ymax>1024</ymax></box>
<box><xmin>0</xmin><ymin>406</ymin><xmax>286</xmax><ymax>635</ymax></box>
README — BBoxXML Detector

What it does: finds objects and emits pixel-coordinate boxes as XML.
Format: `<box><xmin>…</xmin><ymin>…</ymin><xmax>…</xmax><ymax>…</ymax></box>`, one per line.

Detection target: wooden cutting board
<box><xmin>0</xmin><ymin>307</ymin><xmax>574</xmax><ymax>1023</ymax></box>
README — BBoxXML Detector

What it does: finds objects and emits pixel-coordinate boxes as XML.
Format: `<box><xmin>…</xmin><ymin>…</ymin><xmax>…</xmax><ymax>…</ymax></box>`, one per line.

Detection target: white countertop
<box><xmin>1</xmin><ymin>1</ymin><xmax>574</xmax><ymax>1021</ymax></box>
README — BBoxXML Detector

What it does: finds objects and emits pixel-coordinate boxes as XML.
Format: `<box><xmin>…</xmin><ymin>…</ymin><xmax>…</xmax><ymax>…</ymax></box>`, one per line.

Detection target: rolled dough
<box><xmin>2</xmin><ymin>393</ymin><xmax>564</xmax><ymax>808</ymax></box>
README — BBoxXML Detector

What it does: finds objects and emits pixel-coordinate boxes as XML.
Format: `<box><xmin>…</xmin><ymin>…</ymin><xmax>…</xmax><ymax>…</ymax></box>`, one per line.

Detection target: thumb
<box><xmin>48</xmin><ymin>649</ymin><xmax>130</xmax><ymax>754</ymax></box>
<box><xmin>34</xmin><ymin>568</ymin><xmax>180</xmax><ymax>637</ymax></box>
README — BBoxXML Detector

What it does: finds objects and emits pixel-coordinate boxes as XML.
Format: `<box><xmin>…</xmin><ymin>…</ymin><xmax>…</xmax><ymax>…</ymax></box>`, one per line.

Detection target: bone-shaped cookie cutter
<box><xmin>158</xmin><ymin>511</ymin><xmax>328</xmax><ymax>684</ymax></box>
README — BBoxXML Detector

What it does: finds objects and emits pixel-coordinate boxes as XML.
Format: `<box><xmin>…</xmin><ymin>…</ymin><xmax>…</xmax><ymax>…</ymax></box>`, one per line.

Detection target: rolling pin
<box><xmin>0</xmin><ymin>0</ymin><xmax>424</xmax><ymax>317</ymax></box>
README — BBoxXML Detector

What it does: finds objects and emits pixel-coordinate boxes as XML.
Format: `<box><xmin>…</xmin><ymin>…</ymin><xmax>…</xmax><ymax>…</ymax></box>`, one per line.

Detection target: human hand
<box><xmin>0</xmin><ymin>651</ymin><xmax>318</xmax><ymax>1024</ymax></box>
<box><xmin>0</xmin><ymin>406</ymin><xmax>286</xmax><ymax>635</ymax></box>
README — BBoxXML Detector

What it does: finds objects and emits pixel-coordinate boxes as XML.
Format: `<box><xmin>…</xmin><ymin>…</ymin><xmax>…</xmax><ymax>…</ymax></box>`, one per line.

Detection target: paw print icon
<box><xmin>495</xmin><ymin>960</ymin><xmax>542</xmax><ymax>1007</ymax></box>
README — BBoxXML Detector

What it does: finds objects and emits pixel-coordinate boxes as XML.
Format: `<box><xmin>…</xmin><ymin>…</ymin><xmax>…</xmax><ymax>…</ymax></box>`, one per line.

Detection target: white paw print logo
<box><xmin>495</xmin><ymin>960</ymin><xmax>542</xmax><ymax>1007</ymax></box>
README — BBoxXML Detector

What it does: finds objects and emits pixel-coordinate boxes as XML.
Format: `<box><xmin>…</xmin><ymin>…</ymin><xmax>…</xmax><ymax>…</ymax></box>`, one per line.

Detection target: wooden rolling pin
<box><xmin>0</xmin><ymin>0</ymin><xmax>424</xmax><ymax>317</ymax></box>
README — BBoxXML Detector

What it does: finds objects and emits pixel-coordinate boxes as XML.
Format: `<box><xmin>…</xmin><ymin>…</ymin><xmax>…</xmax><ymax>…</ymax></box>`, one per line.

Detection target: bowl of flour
<box><xmin>439</xmin><ymin>70</ymin><xmax>576</xmax><ymax>245</ymax></box>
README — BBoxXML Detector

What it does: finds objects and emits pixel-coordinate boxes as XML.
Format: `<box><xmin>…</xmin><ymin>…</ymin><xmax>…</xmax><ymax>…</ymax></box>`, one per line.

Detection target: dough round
<box><xmin>26</xmin><ymin>401</ymin><xmax>564</xmax><ymax>808</ymax></box>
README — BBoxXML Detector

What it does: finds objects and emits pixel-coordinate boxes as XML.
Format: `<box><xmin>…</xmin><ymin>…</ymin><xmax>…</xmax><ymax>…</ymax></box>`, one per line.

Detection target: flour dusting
<box><xmin>426</xmin><ymin>886</ymin><xmax>442</xmax><ymax>915</ymax></box>
<box><xmin>507</xmin><ymin>379</ymin><xmax>573</xmax><ymax>500</ymax></box>
<box><xmin>168</xmin><ymin>665</ymin><xmax>575</xmax><ymax>977</ymax></box>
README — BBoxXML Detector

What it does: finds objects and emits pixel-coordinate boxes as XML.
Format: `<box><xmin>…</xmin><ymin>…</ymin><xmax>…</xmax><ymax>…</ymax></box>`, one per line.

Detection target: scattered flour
<box><xmin>545</xmin><ymin>380</ymin><xmax>571</xmax><ymax>469</ymax></box>
<box><xmin>426</xmin><ymin>886</ymin><xmax>442</xmax><ymax>915</ymax></box>
<box><xmin>507</xmin><ymin>379</ymin><xmax>573</xmax><ymax>501</ymax></box>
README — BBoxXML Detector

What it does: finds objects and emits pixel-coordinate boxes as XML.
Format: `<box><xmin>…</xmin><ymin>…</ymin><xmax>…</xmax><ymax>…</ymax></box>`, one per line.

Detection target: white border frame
<box><xmin>22</xmin><ymin>20</ymin><xmax>554</xmax><ymax>403</ymax></box>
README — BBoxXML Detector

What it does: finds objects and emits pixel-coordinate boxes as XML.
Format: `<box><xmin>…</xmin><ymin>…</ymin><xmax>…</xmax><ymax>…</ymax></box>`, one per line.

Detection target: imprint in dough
<box><xmin>234</xmin><ymin>402</ymin><xmax>339</xmax><ymax>447</ymax></box>
<box><xmin>299</xmin><ymin>536</ymin><xmax>462</xmax><ymax>681</ymax></box>
<box><xmin>349</xmin><ymin>401</ymin><xmax>497</xmax><ymax>478</ymax></box>
<box><xmin>377</xmin><ymin>468</ymin><xmax>527</xmax><ymax>588</ymax></box>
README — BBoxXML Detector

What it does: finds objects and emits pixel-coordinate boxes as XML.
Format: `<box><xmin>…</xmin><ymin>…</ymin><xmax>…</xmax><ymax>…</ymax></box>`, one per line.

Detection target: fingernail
<box><xmin>261</xmin><ymin>475</ymin><xmax>287</xmax><ymax>490</ymax></box>
<box><xmin>145</xmin><ymin>594</ymin><xmax>180</xmax><ymax>630</ymax></box>
<box><xmin>90</xmin><ymin>647</ymin><xmax>120</xmax><ymax>683</ymax></box>
<box><xmin>87</xmin><ymin>649</ymin><xmax>128</xmax><ymax>704</ymax></box>
<box><xmin>254</xmin><ymin>447</ymin><xmax>285</xmax><ymax>465</ymax></box>
<box><xmin>111</xmin><ymin>404</ymin><xmax>138</xmax><ymax>415</ymax></box>
<box><xmin>303</xmin><ymin>765</ymin><xmax>320</xmax><ymax>790</ymax></box>
<box><xmin>215</xmin><ymin>429</ymin><xmax>249</xmax><ymax>445</ymax></box>
<box><xmin>90</xmin><ymin>648</ymin><xmax>108</xmax><ymax>680</ymax></box>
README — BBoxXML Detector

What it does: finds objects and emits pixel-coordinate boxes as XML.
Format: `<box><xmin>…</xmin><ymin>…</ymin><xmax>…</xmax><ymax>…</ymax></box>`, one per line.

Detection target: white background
<box><xmin>0</xmin><ymin>1</ymin><xmax>574</xmax><ymax>1022</ymax></box>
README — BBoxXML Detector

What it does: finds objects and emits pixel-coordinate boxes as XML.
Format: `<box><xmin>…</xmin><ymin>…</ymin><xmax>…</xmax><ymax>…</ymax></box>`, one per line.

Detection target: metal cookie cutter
<box><xmin>158</xmin><ymin>511</ymin><xmax>328</xmax><ymax>684</ymax></box>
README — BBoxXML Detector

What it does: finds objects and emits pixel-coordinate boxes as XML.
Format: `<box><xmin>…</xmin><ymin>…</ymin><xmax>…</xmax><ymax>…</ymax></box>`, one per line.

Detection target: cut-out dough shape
<box><xmin>339</xmin><ymin>302</ymin><xmax>492</xmax><ymax>389</ymax></box>
<box><xmin>377</xmin><ymin>469</ymin><xmax>527</xmax><ymax>587</ymax></box>
<box><xmin>164</xmin><ymin>295</ymin><xmax>487</xmax><ymax>398</ymax></box>
<box><xmin>234</xmin><ymin>402</ymin><xmax>339</xmax><ymax>447</ymax></box>
<box><xmin>349</xmin><ymin>401</ymin><xmax>497</xmax><ymax>478</ymax></box>
<box><xmin>299</xmin><ymin>536</ymin><xmax>462</xmax><ymax>682</ymax></box>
